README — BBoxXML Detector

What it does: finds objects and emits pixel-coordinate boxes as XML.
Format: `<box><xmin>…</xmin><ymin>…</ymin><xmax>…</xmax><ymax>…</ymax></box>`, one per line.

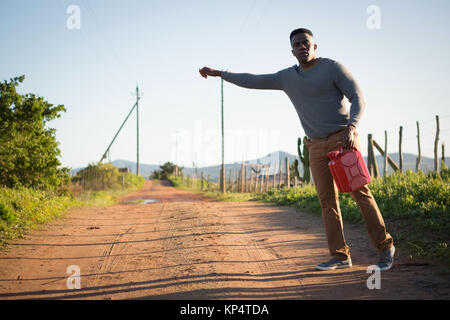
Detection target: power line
<box><xmin>85</xmin><ymin>0</ymin><xmax>136</xmax><ymax>85</ymax></box>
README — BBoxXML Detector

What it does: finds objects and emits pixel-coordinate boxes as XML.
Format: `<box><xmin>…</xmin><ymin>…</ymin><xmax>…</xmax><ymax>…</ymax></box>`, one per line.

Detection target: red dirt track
<box><xmin>0</xmin><ymin>180</ymin><xmax>448</xmax><ymax>300</ymax></box>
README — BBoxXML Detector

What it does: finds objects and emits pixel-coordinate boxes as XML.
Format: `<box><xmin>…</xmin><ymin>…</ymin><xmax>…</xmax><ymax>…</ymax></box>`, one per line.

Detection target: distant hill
<box><xmin>70</xmin><ymin>152</ymin><xmax>449</xmax><ymax>182</ymax></box>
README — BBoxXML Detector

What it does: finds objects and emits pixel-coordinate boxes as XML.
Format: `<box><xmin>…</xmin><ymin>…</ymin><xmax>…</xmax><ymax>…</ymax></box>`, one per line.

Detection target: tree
<box><xmin>150</xmin><ymin>162</ymin><xmax>179</xmax><ymax>180</ymax></box>
<box><xmin>0</xmin><ymin>75</ymin><xmax>69</xmax><ymax>189</ymax></box>
<box><xmin>72</xmin><ymin>163</ymin><xmax>121</xmax><ymax>191</ymax></box>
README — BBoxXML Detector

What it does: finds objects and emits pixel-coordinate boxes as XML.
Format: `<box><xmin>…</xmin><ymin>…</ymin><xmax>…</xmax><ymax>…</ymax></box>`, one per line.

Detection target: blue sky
<box><xmin>1</xmin><ymin>0</ymin><xmax>449</xmax><ymax>169</ymax></box>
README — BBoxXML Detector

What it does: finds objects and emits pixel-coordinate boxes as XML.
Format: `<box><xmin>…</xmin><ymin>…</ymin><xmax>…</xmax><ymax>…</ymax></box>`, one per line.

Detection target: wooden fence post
<box><xmin>442</xmin><ymin>142</ymin><xmax>446</xmax><ymax>167</ymax></box>
<box><xmin>240</xmin><ymin>163</ymin><xmax>244</xmax><ymax>192</ymax></box>
<box><xmin>285</xmin><ymin>157</ymin><xmax>290</xmax><ymax>188</ymax></box>
<box><xmin>244</xmin><ymin>164</ymin><xmax>248</xmax><ymax>192</ymax></box>
<box><xmin>367</xmin><ymin>134</ymin><xmax>379</xmax><ymax>178</ymax></box>
<box><xmin>259</xmin><ymin>168</ymin><xmax>263</xmax><ymax>193</ymax></box>
<box><xmin>259</xmin><ymin>167</ymin><xmax>264</xmax><ymax>193</ymax></box>
<box><xmin>416</xmin><ymin>121</ymin><xmax>422</xmax><ymax>172</ymax></box>
<box><xmin>232</xmin><ymin>168</ymin><xmax>236</xmax><ymax>192</ymax></box>
<box><xmin>272</xmin><ymin>165</ymin><xmax>276</xmax><ymax>189</ymax></box>
<box><xmin>434</xmin><ymin>115</ymin><xmax>440</xmax><ymax>173</ymax></box>
<box><xmin>258</xmin><ymin>166</ymin><xmax>262</xmax><ymax>193</ymax></box>
<box><xmin>254</xmin><ymin>167</ymin><xmax>259</xmax><ymax>193</ymax></box>
<box><xmin>399</xmin><ymin>126</ymin><xmax>403</xmax><ymax>173</ymax></box>
<box><xmin>201</xmin><ymin>172</ymin><xmax>204</xmax><ymax>191</ymax></box>
<box><xmin>264</xmin><ymin>167</ymin><xmax>267</xmax><ymax>192</ymax></box>
<box><xmin>278</xmin><ymin>160</ymin><xmax>282</xmax><ymax>187</ymax></box>
<box><xmin>383</xmin><ymin>130</ymin><xmax>388</xmax><ymax>178</ymax></box>
<box><xmin>372</xmin><ymin>138</ymin><xmax>399</xmax><ymax>172</ymax></box>
<box><xmin>250</xmin><ymin>168</ymin><xmax>254</xmax><ymax>193</ymax></box>
<box><xmin>260</xmin><ymin>167</ymin><xmax>264</xmax><ymax>193</ymax></box>
<box><xmin>367</xmin><ymin>134</ymin><xmax>374</xmax><ymax>177</ymax></box>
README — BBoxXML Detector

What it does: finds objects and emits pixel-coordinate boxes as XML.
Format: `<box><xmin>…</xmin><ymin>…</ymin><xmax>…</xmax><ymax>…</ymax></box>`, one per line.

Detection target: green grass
<box><xmin>0</xmin><ymin>186</ymin><xmax>80</xmax><ymax>245</ymax></box>
<box><xmin>201</xmin><ymin>191</ymin><xmax>260</xmax><ymax>202</ymax></box>
<box><xmin>0</xmin><ymin>176</ymin><xmax>145</xmax><ymax>247</ymax></box>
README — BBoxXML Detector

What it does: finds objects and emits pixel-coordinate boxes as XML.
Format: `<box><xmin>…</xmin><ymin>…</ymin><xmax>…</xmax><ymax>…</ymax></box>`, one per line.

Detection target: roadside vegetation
<box><xmin>0</xmin><ymin>163</ymin><xmax>145</xmax><ymax>247</ymax></box>
<box><xmin>0</xmin><ymin>76</ymin><xmax>144</xmax><ymax>246</ymax></box>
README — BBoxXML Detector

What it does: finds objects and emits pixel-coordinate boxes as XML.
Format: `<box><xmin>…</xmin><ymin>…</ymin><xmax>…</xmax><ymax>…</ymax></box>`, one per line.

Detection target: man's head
<box><xmin>290</xmin><ymin>28</ymin><xmax>317</xmax><ymax>64</ymax></box>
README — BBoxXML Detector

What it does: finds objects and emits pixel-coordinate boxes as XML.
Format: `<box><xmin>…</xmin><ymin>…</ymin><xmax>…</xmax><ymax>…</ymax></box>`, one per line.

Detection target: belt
<box><xmin>308</xmin><ymin>128</ymin><xmax>346</xmax><ymax>142</ymax></box>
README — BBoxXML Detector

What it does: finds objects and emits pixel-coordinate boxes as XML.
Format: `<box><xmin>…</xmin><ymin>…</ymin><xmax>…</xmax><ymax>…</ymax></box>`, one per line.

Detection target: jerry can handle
<box><xmin>339</xmin><ymin>146</ymin><xmax>358</xmax><ymax>154</ymax></box>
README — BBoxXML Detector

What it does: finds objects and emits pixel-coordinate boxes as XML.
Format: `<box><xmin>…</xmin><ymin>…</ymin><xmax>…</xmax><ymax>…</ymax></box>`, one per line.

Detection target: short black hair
<box><xmin>290</xmin><ymin>28</ymin><xmax>314</xmax><ymax>42</ymax></box>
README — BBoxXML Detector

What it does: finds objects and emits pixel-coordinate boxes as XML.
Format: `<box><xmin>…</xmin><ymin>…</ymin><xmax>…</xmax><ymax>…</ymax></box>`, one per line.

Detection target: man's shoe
<box><xmin>376</xmin><ymin>245</ymin><xmax>395</xmax><ymax>271</ymax></box>
<box><xmin>315</xmin><ymin>258</ymin><xmax>352</xmax><ymax>271</ymax></box>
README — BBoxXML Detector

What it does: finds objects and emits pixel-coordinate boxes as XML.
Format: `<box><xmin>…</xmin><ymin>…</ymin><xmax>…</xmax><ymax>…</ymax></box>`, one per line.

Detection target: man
<box><xmin>199</xmin><ymin>28</ymin><xmax>395</xmax><ymax>271</ymax></box>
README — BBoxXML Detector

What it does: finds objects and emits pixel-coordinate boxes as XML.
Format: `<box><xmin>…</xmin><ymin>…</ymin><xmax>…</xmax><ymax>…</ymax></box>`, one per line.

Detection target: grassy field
<box><xmin>170</xmin><ymin>168</ymin><xmax>450</xmax><ymax>268</ymax></box>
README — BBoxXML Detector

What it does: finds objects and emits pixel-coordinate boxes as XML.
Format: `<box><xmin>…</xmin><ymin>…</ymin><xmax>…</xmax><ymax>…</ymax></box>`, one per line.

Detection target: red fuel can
<box><xmin>327</xmin><ymin>147</ymin><xmax>371</xmax><ymax>193</ymax></box>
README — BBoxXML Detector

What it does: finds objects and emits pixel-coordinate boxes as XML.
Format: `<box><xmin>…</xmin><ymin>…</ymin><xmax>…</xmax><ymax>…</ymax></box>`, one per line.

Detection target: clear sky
<box><xmin>1</xmin><ymin>0</ymin><xmax>449</xmax><ymax>169</ymax></box>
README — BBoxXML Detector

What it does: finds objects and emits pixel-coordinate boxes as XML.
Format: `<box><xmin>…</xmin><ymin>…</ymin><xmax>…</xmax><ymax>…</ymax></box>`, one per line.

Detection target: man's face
<box><xmin>290</xmin><ymin>33</ymin><xmax>317</xmax><ymax>64</ymax></box>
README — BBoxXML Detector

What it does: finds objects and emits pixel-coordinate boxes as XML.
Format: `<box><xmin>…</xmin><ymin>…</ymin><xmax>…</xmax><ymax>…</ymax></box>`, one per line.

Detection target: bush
<box><xmin>71</xmin><ymin>163</ymin><xmax>145</xmax><ymax>192</ymax></box>
<box><xmin>151</xmin><ymin>162</ymin><xmax>181</xmax><ymax>180</ymax></box>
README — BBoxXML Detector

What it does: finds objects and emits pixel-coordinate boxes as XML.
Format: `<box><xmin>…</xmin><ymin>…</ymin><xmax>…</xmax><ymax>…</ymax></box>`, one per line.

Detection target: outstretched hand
<box><xmin>341</xmin><ymin>124</ymin><xmax>357</xmax><ymax>150</ymax></box>
<box><xmin>199</xmin><ymin>67</ymin><xmax>222</xmax><ymax>78</ymax></box>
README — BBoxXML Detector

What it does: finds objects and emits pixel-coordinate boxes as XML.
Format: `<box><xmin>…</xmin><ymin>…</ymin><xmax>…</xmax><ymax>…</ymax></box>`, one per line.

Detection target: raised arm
<box><xmin>199</xmin><ymin>67</ymin><xmax>283</xmax><ymax>90</ymax></box>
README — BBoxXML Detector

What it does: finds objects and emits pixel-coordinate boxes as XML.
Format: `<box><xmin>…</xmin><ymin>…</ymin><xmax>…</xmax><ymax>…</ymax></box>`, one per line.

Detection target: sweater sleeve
<box><xmin>333</xmin><ymin>61</ymin><xmax>366</xmax><ymax>127</ymax></box>
<box><xmin>221</xmin><ymin>71</ymin><xmax>284</xmax><ymax>90</ymax></box>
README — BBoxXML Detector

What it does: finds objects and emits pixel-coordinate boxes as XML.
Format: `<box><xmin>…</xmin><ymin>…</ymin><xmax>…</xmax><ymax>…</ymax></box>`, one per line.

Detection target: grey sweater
<box><xmin>221</xmin><ymin>58</ymin><xmax>365</xmax><ymax>139</ymax></box>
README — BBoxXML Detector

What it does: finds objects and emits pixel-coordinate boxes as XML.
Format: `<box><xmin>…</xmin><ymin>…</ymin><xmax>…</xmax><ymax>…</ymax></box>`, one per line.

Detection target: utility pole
<box><xmin>135</xmin><ymin>84</ymin><xmax>141</xmax><ymax>176</ymax></box>
<box><xmin>99</xmin><ymin>84</ymin><xmax>143</xmax><ymax>173</ymax></box>
<box><xmin>175</xmin><ymin>130</ymin><xmax>179</xmax><ymax>166</ymax></box>
<box><xmin>99</xmin><ymin>102</ymin><xmax>137</xmax><ymax>164</ymax></box>
<box><xmin>220</xmin><ymin>78</ymin><xmax>226</xmax><ymax>193</ymax></box>
<box><xmin>175</xmin><ymin>130</ymin><xmax>179</xmax><ymax>176</ymax></box>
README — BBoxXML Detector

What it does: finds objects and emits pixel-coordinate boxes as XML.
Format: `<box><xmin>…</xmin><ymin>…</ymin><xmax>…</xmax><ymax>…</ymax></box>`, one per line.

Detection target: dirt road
<box><xmin>0</xmin><ymin>180</ymin><xmax>448</xmax><ymax>300</ymax></box>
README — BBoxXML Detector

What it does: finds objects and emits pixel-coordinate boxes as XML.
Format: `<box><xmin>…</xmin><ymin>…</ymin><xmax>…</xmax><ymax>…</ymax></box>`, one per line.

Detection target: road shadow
<box><xmin>0</xmin><ymin>269</ymin><xmax>388</xmax><ymax>300</ymax></box>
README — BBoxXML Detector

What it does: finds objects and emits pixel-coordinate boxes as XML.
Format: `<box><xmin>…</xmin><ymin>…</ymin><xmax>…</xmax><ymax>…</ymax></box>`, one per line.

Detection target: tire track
<box><xmin>92</xmin><ymin>226</ymin><xmax>133</xmax><ymax>287</ymax></box>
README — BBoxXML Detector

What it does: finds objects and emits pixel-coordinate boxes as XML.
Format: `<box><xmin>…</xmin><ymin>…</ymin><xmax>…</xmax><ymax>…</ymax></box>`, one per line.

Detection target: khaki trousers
<box><xmin>305</xmin><ymin>129</ymin><xmax>394</xmax><ymax>261</ymax></box>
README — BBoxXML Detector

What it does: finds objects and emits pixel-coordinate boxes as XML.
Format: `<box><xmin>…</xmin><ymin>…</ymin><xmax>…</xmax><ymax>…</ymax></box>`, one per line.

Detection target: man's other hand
<box><xmin>199</xmin><ymin>67</ymin><xmax>222</xmax><ymax>78</ymax></box>
<box><xmin>341</xmin><ymin>124</ymin><xmax>357</xmax><ymax>150</ymax></box>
